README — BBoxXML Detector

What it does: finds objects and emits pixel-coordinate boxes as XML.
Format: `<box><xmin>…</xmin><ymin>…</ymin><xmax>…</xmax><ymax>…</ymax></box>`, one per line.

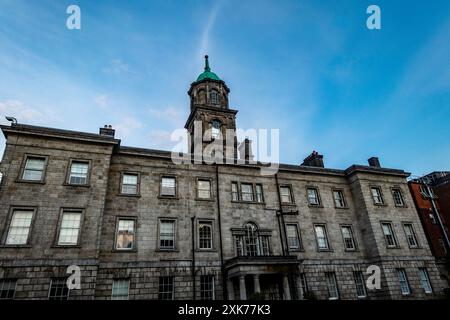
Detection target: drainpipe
<box><xmin>191</xmin><ymin>216</ymin><xmax>196</xmax><ymax>300</ymax></box>
<box><xmin>216</xmin><ymin>164</ymin><xmax>227</xmax><ymax>300</ymax></box>
<box><xmin>275</xmin><ymin>174</ymin><xmax>286</xmax><ymax>255</ymax></box>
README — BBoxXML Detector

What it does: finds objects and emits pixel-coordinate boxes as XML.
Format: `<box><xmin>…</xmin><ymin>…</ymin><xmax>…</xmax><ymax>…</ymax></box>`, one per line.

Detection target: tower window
<box><xmin>211</xmin><ymin>120</ymin><xmax>221</xmax><ymax>139</ymax></box>
<box><xmin>210</xmin><ymin>90</ymin><xmax>219</xmax><ymax>104</ymax></box>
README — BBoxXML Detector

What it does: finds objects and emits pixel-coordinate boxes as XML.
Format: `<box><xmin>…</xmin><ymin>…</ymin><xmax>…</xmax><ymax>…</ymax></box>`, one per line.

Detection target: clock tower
<box><xmin>185</xmin><ymin>55</ymin><xmax>238</xmax><ymax>161</ymax></box>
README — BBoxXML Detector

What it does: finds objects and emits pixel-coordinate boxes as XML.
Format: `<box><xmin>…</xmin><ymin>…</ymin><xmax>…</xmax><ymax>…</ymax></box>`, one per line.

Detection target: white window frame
<box><xmin>381</xmin><ymin>222</ymin><xmax>398</xmax><ymax>247</ymax></box>
<box><xmin>341</xmin><ymin>225</ymin><xmax>356</xmax><ymax>251</ymax></box>
<box><xmin>111</xmin><ymin>279</ymin><xmax>130</xmax><ymax>300</ymax></box>
<box><xmin>21</xmin><ymin>156</ymin><xmax>46</xmax><ymax>182</ymax></box>
<box><xmin>403</xmin><ymin>223</ymin><xmax>418</xmax><ymax>248</ymax></box>
<box><xmin>57</xmin><ymin>210</ymin><xmax>82</xmax><ymax>246</ymax></box>
<box><xmin>115</xmin><ymin>218</ymin><xmax>136</xmax><ymax>251</ymax></box>
<box><xmin>418</xmin><ymin>268</ymin><xmax>433</xmax><ymax>294</ymax></box>
<box><xmin>121</xmin><ymin>173</ymin><xmax>139</xmax><ymax>195</ymax></box>
<box><xmin>314</xmin><ymin>224</ymin><xmax>330</xmax><ymax>251</ymax></box>
<box><xmin>286</xmin><ymin>223</ymin><xmax>301</xmax><ymax>250</ymax></box>
<box><xmin>397</xmin><ymin>269</ymin><xmax>411</xmax><ymax>295</ymax></box>
<box><xmin>5</xmin><ymin>209</ymin><xmax>35</xmax><ymax>246</ymax></box>
<box><xmin>354</xmin><ymin>271</ymin><xmax>367</xmax><ymax>298</ymax></box>
<box><xmin>371</xmin><ymin>187</ymin><xmax>384</xmax><ymax>205</ymax></box>
<box><xmin>198</xmin><ymin>220</ymin><xmax>213</xmax><ymax>250</ymax></box>
<box><xmin>325</xmin><ymin>272</ymin><xmax>339</xmax><ymax>300</ymax></box>
<box><xmin>307</xmin><ymin>187</ymin><xmax>320</xmax><ymax>206</ymax></box>
<box><xmin>68</xmin><ymin>160</ymin><xmax>90</xmax><ymax>185</ymax></box>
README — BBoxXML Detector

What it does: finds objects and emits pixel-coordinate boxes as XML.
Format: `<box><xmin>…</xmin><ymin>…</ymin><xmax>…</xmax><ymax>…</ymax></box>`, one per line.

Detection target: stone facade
<box><xmin>0</xmin><ymin>58</ymin><xmax>447</xmax><ymax>300</ymax></box>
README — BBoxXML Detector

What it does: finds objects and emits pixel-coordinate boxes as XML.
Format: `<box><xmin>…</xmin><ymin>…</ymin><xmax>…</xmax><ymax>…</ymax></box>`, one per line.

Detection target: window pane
<box><xmin>0</xmin><ymin>280</ymin><xmax>16</xmax><ymax>300</ymax></box>
<box><xmin>326</xmin><ymin>273</ymin><xmax>339</xmax><ymax>299</ymax></box>
<box><xmin>58</xmin><ymin>212</ymin><xmax>81</xmax><ymax>245</ymax></box>
<box><xmin>315</xmin><ymin>225</ymin><xmax>328</xmax><ymax>249</ymax></box>
<box><xmin>241</xmin><ymin>183</ymin><xmax>254</xmax><ymax>202</ymax></box>
<box><xmin>397</xmin><ymin>269</ymin><xmax>411</xmax><ymax>295</ymax></box>
<box><xmin>404</xmin><ymin>224</ymin><xmax>418</xmax><ymax>247</ymax></box>
<box><xmin>198</xmin><ymin>180</ymin><xmax>211</xmax><ymax>199</ymax></box>
<box><xmin>255</xmin><ymin>184</ymin><xmax>263</xmax><ymax>202</ymax></box>
<box><xmin>371</xmin><ymin>187</ymin><xmax>383</xmax><ymax>204</ymax></box>
<box><xmin>287</xmin><ymin>224</ymin><xmax>300</xmax><ymax>249</ymax></box>
<box><xmin>121</xmin><ymin>174</ymin><xmax>138</xmax><ymax>194</ymax></box>
<box><xmin>111</xmin><ymin>279</ymin><xmax>129</xmax><ymax>300</ymax></box>
<box><xmin>23</xmin><ymin>157</ymin><xmax>45</xmax><ymax>181</ymax></box>
<box><xmin>341</xmin><ymin>226</ymin><xmax>355</xmax><ymax>250</ymax></box>
<box><xmin>199</xmin><ymin>222</ymin><xmax>212</xmax><ymax>249</ymax></box>
<box><xmin>161</xmin><ymin>177</ymin><xmax>176</xmax><ymax>196</ymax></box>
<box><xmin>116</xmin><ymin>219</ymin><xmax>135</xmax><ymax>249</ymax></box>
<box><xmin>419</xmin><ymin>268</ymin><xmax>433</xmax><ymax>293</ymax></box>
<box><xmin>158</xmin><ymin>277</ymin><xmax>174</xmax><ymax>300</ymax></box>
<box><xmin>48</xmin><ymin>278</ymin><xmax>69</xmax><ymax>300</ymax></box>
<box><xmin>354</xmin><ymin>272</ymin><xmax>367</xmax><ymax>298</ymax></box>
<box><xmin>280</xmin><ymin>187</ymin><xmax>292</xmax><ymax>203</ymax></box>
<box><xmin>160</xmin><ymin>221</ymin><xmax>175</xmax><ymax>249</ymax></box>
<box><xmin>231</xmin><ymin>182</ymin><xmax>239</xmax><ymax>201</ymax></box>
<box><xmin>6</xmin><ymin>211</ymin><xmax>33</xmax><ymax>245</ymax></box>
<box><xmin>69</xmin><ymin>162</ymin><xmax>89</xmax><ymax>184</ymax></box>
<box><xmin>200</xmin><ymin>275</ymin><xmax>215</xmax><ymax>300</ymax></box>
<box><xmin>393</xmin><ymin>189</ymin><xmax>404</xmax><ymax>206</ymax></box>
<box><xmin>307</xmin><ymin>188</ymin><xmax>319</xmax><ymax>205</ymax></box>
<box><xmin>333</xmin><ymin>190</ymin><xmax>345</xmax><ymax>207</ymax></box>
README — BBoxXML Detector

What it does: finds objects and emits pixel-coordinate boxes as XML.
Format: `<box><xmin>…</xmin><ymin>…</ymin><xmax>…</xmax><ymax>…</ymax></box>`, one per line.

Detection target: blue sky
<box><xmin>0</xmin><ymin>0</ymin><xmax>449</xmax><ymax>177</ymax></box>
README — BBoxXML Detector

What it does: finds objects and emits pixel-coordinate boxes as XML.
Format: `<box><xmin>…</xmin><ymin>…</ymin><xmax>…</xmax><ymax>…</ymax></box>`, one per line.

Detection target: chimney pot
<box><xmin>301</xmin><ymin>151</ymin><xmax>324</xmax><ymax>168</ymax></box>
<box><xmin>368</xmin><ymin>157</ymin><xmax>381</xmax><ymax>168</ymax></box>
<box><xmin>99</xmin><ymin>125</ymin><xmax>115</xmax><ymax>138</ymax></box>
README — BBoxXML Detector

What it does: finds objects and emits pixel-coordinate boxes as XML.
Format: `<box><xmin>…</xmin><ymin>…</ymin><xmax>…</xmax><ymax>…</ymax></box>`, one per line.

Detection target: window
<box><xmin>241</xmin><ymin>183</ymin><xmax>254</xmax><ymax>202</ymax></box>
<box><xmin>5</xmin><ymin>210</ymin><xmax>34</xmax><ymax>245</ymax></box>
<box><xmin>341</xmin><ymin>225</ymin><xmax>356</xmax><ymax>250</ymax></box>
<box><xmin>161</xmin><ymin>176</ymin><xmax>176</xmax><ymax>196</ymax></box>
<box><xmin>211</xmin><ymin>120</ymin><xmax>221</xmax><ymax>139</ymax></box>
<box><xmin>160</xmin><ymin>220</ymin><xmax>175</xmax><ymax>250</ymax></box>
<box><xmin>325</xmin><ymin>272</ymin><xmax>339</xmax><ymax>300</ymax></box>
<box><xmin>280</xmin><ymin>186</ymin><xmax>293</xmax><ymax>204</ymax></box>
<box><xmin>231</xmin><ymin>182</ymin><xmax>239</xmax><ymax>201</ymax></box>
<box><xmin>371</xmin><ymin>187</ymin><xmax>384</xmax><ymax>204</ymax></box>
<box><xmin>68</xmin><ymin>161</ymin><xmax>89</xmax><ymax>185</ymax></box>
<box><xmin>307</xmin><ymin>188</ymin><xmax>320</xmax><ymax>206</ymax></box>
<box><xmin>48</xmin><ymin>278</ymin><xmax>69</xmax><ymax>300</ymax></box>
<box><xmin>354</xmin><ymin>271</ymin><xmax>367</xmax><ymax>298</ymax></box>
<box><xmin>397</xmin><ymin>269</ymin><xmax>411</xmax><ymax>295</ymax></box>
<box><xmin>158</xmin><ymin>276</ymin><xmax>174</xmax><ymax>300</ymax></box>
<box><xmin>333</xmin><ymin>190</ymin><xmax>346</xmax><ymax>208</ymax></box>
<box><xmin>314</xmin><ymin>224</ymin><xmax>330</xmax><ymax>250</ymax></box>
<box><xmin>418</xmin><ymin>268</ymin><xmax>433</xmax><ymax>294</ymax></box>
<box><xmin>255</xmin><ymin>184</ymin><xmax>264</xmax><ymax>203</ymax></box>
<box><xmin>286</xmin><ymin>224</ymin><xmax>301</xmax><ymax>250</ymax></box>
<box><xmin>111</xmin><ymin>279</ymin><xmax>129</xmax><ymax>300</ymax></box>
<box><xmin>299</xmin><ymin>273</ymin><xmax>308</xmax><ymax>299</ymax></box>
<box><xmin>403</xmin><ymin>223</ymin><xmax>418</xmax><ymax>248</ymax></box>
<box><xmin>197</xmin><ymin>179</ymin><xmax>211</xmax><ymax>199</ymax></box>
<box><xmin>235</xmin><ymin>222</ymin><xmax>270</xmax><ymax>256</ymax></box>
<box><xmin>392</xmin><ymin>188</ymin><xmax>405</xmax><ymax>206</ymax></box>
<box><xmin>381</xmin><ymin>222</ymin><xmax>398</xmax><ymax>247</ymax></box>
<box><xmin>210</xmin><ymin>91</ymin><xmax>220</xmax><ymax>105</ymax></box>
<box><xmin>198</xmin><ymin>221</ymin><xmax>213</xmax><ymax>249</ymax></box>
<box><xmin>58</xmin><ymin>211</ymin><xmax>82</xmax><ymax>246</ymax></box>
<box><xmin>22</xmin><ymin>156</ymin><xmax>45</xmax><ymax>181</ymax></box>
<box><xmin>121</xmin><ymin>173</ymin><xmax>139</xmax><ymax>194</ymax></box>
<box><xmin>116</xmin><ymin>219</ymin><xmax>135</xmax><ymax>250</ymax></box>
<box><xmin>0</xmin><ymin>280</ymin><xmax>16</xmax><ymax>300</ymax></box>
<box><xmin>200</xmin><ymin>275</ymin><xmax>215</xmax><ymax>300</ymax></box>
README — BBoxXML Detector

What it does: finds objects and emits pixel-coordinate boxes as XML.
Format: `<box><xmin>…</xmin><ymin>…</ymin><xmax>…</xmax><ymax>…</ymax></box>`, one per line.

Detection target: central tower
<box><xmin>185</xmin><ymin>55</ymin><xmax>238</xmax><ymax>160</ymax></box>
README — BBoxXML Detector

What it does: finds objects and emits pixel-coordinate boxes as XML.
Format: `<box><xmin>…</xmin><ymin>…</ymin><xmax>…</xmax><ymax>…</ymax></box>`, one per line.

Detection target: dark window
<box><xmin>255</xmin><ymin>184</ymin><xmax>264</xmax><ymax>203</ymax></box>
<box><xmin>341</xmin><ymin>225</ymin><xmax>356</xmax><ymax>250</ymax></box>
<box><xmin>211</xmin><ymin>120</ymin><xmax>221</xmax><ymax>139</ymax></box>
<box><xmin>235</xmin><ymin>222</ymin><xmax>270</xmax><ymax>256</ymax></box>
<box><xmin>397</xmin><ymin>269</ymin><xmax>411</xmax><ymax>295</ymax></box>
<box><xmin>403</xmin><ymin>223</ymin><xmax>418</xmax><ymax>248</ymax></box>
<box><xmin>210</xmin><ymin>91</ymin><xmax>220</xmax><ymax>105</ymax></box>
<box><xmin>48</xmin><ymin>278</ymin><xmax>69</xmax><ymax>300</ymax></box>
<box><xmin>325</xmin><ymin>272</ymin><xmax>339</xmax><ymax>300</ymax></box>
<box><xmin>354</xmin><ymin>271</ymin><xmax>367</xmax><ymax>298</ymax></box>
<box><xmin>200</xmin><ymin>275</ymin><xmax>215</xmax><ymax>300</ymax></box>
<box><xmin>392</xmin><ymin>188</ymin><xmax>405</xmax><ymax>206</ymax></box>
<box><xmin>0</xmin><ymin>280</ymin><xmax>16</xmax><ymax>300</ymax></box>
<box><xmin>418</xmin><ymin>268</ymin><xmax>433</xmax><ymax>294</ymax></box>
<box><xmin>241</xmin><ymin>183</ymin><xmax>254</xmax><ymax>202</ymax></box>
<box><xmin>231</xmin><ymin>182</ymin><xmax>239</xmax><ymax>201</ymax></box>
<box><xmin>158</xmin><ymin>277</ymin><xmax>174</xmax><ymax>300</ymax></box>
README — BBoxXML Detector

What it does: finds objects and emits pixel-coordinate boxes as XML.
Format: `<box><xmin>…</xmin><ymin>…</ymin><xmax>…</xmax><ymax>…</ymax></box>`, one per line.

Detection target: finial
<box><xmin>204</xmin><ymin>55</ymin><xmax>210</xmax><ymax>72</ymax></box>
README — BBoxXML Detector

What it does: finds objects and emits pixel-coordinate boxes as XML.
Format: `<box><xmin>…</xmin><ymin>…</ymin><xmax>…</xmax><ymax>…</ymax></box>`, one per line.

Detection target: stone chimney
<box><xmin>238</xmin><ymin>138</ymin><xmax>254</xmax><ymax>163</ymax></box>
<box><xmin>99</xmin><ymin>125</ymin><xmax>115</xmax><ymax>138</ymax></box>
<box><xmin>301</xmin><ymin>151</ymin><xmax>324</xmax><ymax>168</ymax></box>
<box><xmin>368</xmin><ymin>157</ymin><xmax>381</xmax><ymax>168</ymax></box>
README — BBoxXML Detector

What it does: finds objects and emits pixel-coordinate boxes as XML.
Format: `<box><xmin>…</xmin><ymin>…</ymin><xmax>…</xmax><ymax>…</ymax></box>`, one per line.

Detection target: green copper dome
<box><xmin>196</xmin><ymin>55</ymin><xmax>221</xmax><ymax>81</ymax></box>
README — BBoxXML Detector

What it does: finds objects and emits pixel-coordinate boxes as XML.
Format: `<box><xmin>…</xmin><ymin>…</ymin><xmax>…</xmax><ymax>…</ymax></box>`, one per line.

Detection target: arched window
<box><xmin>198</xmin><ymin>222</ymin><xmax>212</xmax><ymax>249</ymax></box>
<box><xmin>210</xmin><ymin>90</ymin><xmax>219</xmax><ymax>104</ymax></box>
<box><xmin>211</xmin><ymin>120</ymin><xmax>221</xmax><ymax>139</ymax></box>
<box><xmin>197</xmin><ymin>89</ymin><xmax>206</xmax><ymax>104</ymax></box>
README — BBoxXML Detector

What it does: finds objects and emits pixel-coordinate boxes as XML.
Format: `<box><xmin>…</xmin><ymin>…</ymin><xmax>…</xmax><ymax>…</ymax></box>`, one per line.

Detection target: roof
<box><xmin>196</xmin><ymin>55</ymin><xmax>221</xmax><ymax>81</ymax></box>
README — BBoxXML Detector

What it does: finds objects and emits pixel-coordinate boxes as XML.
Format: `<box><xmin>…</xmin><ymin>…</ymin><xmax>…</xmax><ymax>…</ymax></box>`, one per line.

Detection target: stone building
<box><xmin>0</xmin><ymin>56</ymin><xmax>446</xmax><ymax>300</ymax></box>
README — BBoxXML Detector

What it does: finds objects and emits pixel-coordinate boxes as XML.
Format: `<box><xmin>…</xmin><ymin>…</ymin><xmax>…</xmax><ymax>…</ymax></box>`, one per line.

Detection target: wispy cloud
<box><xmin>94</xmin><ymin>94</ymin><xmax>110</xmax><ymax>109</ymax></box>
<box><xmin>0</xmin><ymin>100</ymin><xmax>59</xmax><ymax>125</ymax></box>
<box><xmin>102</xmin><ymin>59</ymin><xmax>131</xmax><ymax>75</ymax></box>
<box><xmin>198</xmin><ymin>1</ymin><xmax>223</xmax><ymax>57</ymax></box>
<box><xmin>114</xmin><ymin>117</ymin><xmax>143</xmax><ymax>137</ymax></box>
<box><xmin>148</xmin><ymin>106</ymin><xmax>185</xmax><ymax>126</ymax></box>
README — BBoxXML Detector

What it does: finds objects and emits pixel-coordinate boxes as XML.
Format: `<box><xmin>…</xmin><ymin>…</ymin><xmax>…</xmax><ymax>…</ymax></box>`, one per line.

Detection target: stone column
<box><xmin>282</xmin><ymin>274</ymin><xmax>291</xmax><ymax>300</ymax></box>
<box><xmin>253</xmin><ymin>274</ymin><xmax>261</xmax><ymax>294</ymax></box>
<box><xmin>227</xmin><ymin>279</ymin><xmax>235</xmax><ymax>300</ymax></box>
<box><xmin>239</xmin><ymin>275</ymin><xmax>247</xmax><ymax>300</ymax></box>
